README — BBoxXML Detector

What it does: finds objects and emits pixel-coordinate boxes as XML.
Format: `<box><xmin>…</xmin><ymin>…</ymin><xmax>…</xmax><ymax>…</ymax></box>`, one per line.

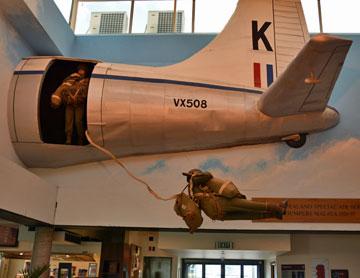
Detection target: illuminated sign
<box><xmin>215</xmin><ymin>241</ymin><xmax>234</xmax><ymax>250</ymax></box>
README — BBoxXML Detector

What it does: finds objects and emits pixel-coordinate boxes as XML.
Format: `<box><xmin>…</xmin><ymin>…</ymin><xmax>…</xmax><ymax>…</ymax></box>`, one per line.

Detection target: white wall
<box><xmin>32</xmin><ymin>153</ymin><xmax>360</xmax><ymax>230</ymax></box>
<box><xmin>126</xmin><ymin>231</ymin><xmax>179</xmax><ymax>278</ymax></box>
<box><xmin>0</xmin><ymin>156</ymin><xmax>58</xmax><ymax>224</ymax></box>
<box><xmin>277</xmin><ymin>234</ymin><xmax>360</xmax><ymax>277</ymax></box>
<box><xmin>158</xmin><ymin>232</ymin><xmax>290</xmax><ymax>254</ymax></box>
<box><xmin>6</xmin><ymin>259</ymin><xmax>26</xmax><ymax>278</ymax></box>
<box><xmin>0</xmin><ymin>7</ymin><xmax>58</xmax><ymax>224</ymax></box>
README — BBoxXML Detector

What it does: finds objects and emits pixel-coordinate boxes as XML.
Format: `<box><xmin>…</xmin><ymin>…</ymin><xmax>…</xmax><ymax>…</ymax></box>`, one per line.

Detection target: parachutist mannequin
<box><xmin>174</xmin><ymin>169</ymin><xmax>287</xmax><ymax>232</ymax></box>
<box><xmin>51</xmin><ymin>64</ymin><xmax>90</xmax><ymax>145</ymax></box>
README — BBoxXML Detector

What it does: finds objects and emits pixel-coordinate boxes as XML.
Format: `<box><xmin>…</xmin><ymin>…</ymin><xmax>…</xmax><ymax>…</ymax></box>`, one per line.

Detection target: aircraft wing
<box><xmin>258</xmin><ymin>35</ymin><xmax>352</xmax><ymax>117</ymax></box>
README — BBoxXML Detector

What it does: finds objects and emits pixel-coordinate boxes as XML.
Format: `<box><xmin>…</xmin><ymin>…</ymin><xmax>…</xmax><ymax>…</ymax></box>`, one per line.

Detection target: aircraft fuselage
<box><xmin>9</xmin><ymin>57</ymin><xmax>339</xmax><ymax>168</ymax></box>
<box><xmin>88</xmin><ymin>75</ymin><xmax>339</xmax><ymax>156</ymax></box>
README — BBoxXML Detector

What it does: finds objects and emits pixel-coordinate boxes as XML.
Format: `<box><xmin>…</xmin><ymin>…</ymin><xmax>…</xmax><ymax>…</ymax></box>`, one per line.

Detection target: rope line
<box><xmin>85</xmin><ymin>131</ymin><xmax>179</xmax><ymax>201</ymax></box>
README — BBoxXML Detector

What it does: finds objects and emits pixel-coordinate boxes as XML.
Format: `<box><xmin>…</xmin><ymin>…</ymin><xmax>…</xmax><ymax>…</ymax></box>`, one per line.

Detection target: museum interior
<box><xmin>0</xmin><ymin>0</ymin><xmax>360</xmax><ymax>278</ymax></box>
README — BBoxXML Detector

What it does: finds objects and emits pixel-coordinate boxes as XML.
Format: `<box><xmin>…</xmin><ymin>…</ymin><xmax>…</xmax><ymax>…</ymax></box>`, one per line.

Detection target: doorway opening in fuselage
<box><xmin>39</xmin><ymin>59</ymin><xmax>96</xmax><ymax>145</ymax></box>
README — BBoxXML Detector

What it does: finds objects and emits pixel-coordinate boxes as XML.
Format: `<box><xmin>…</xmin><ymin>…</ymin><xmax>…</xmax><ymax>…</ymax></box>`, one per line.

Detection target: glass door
<box><xmin>143</xmin><ymin>257</ymin><xmax>172</xmax><ymax>278</ymax></box>
<box><xmin>183</xmin><ymin>259</ymin><xmax>263</xmax><ymax>278</ymax></box>
<box><xmin>185</xmin><ymin>264</ymin><xmax>202</xmax><ymax>278</ymax></box>
<box><xmin>243</xmin><ymin>265</ymin><xmax>258</xmax><ymax>278</ymax></box>
<box><xmin>205</xmin><ymin>264</ymin><xmax>221</xmax><ymax>278</ymax></box>
<box><xmin>225</xmin><ymin>265</ymin><xmax>241</xmax><ymax>278</ymax></box>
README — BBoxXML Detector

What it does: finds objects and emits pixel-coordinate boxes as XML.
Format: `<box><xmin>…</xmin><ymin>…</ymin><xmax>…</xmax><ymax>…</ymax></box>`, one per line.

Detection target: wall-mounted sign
<box><xmin>253</xmin><ymin>198</ymin><xmax>360</xmax><ymax>223</ymax></box>
<box><xmin>215</xmin><ymin>241</ymin><xmax>234</xmax><ymax>250</ymax></box>
<box><xmin>331</xmin><ymin>270</ymin><xmax>348</xmax><ymax>278</ymax></box>
<box><xmin>0</xmin><ymin>225</ymin><xmax>18</xmax><ymax>247</ymax></box>
<box><xmin>281</xmin><ymin>264</ymin><xmax>305</xmax><ymax>278</ymax></box>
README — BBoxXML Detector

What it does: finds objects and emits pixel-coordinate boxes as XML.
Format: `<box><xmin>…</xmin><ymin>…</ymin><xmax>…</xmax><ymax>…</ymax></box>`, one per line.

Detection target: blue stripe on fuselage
<box><xmin>14</xmin><ymin>70</ymin><xmax>46</xmax><ymax>75</ymax></box>
<box><xmin>13</xmin><ymin>70</ymin><xmax>263</xmax><ymax>94</ymax></box>
<box><xmin>92</xmin><ymin>74</ymin><xmax>263</xmax><ymax>94</ymax></box>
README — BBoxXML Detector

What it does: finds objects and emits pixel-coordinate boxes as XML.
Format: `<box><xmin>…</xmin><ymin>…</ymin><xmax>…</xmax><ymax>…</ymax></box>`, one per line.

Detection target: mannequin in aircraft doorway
<box><xmin>51</xmin><ymin>64</ymin><xmax>90</xmax><ymax>145</ymax></box>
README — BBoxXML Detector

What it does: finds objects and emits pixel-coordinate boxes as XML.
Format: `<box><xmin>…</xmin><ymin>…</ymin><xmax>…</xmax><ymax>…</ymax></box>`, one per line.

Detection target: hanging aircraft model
<box><xmin>7</xmin><ymin>0</ymin><xmax>352</xmax><ymax>168</ymax></box>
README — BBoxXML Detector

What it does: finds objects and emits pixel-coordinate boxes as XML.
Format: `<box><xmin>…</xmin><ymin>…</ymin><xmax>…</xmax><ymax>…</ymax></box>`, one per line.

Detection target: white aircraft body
<box><xmin>8</xmin><ymin>0</ymin><xmax>352</xmax><ymax>167</ymax></box>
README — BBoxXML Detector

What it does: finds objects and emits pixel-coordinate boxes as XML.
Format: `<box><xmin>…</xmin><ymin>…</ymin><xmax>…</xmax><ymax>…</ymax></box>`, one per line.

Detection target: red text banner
<box><xmin>252</xmin><ymin>198</ymin><xmax>360</xmax><ymax>223</ymax></box>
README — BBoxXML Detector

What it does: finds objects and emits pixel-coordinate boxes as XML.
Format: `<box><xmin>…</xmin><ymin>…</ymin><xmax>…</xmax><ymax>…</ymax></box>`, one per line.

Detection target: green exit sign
<box><xmin>215</xmin><ymin>241</ymin><xmax>234</xmax><ymax>249</ymax></box>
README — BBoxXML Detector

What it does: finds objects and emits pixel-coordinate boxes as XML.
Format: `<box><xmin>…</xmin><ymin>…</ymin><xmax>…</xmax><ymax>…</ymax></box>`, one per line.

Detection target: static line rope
<box><xmin>85</xmin><ymin>131</ymin><xmax>179</xmax><ymax>201</ymax></box>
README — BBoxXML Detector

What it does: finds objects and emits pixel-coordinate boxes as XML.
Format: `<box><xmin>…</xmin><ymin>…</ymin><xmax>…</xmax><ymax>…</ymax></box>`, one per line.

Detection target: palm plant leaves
<box><xmin>20</xmin><ymin>264</ymin><xmax>49</xmax><ymax>278</ymax></box>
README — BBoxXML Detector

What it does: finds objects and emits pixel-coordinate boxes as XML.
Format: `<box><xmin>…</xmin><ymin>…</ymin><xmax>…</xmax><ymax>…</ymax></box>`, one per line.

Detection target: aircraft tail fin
<box><xmin>166</xmin><ymin>0</ymin><xmax>309</xmax><ymax>89</ymax></box>
<box><xmin>258</xmin><ymin>35</ymin><xmax>352</xmax><ymax>117</ymax></box>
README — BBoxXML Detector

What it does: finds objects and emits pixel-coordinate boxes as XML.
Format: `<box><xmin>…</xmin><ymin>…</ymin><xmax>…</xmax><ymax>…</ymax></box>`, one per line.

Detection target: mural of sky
<box><xmin>131</xmin><ymin>35</ymin><xmax>360</xmax><ymax>200</ymax></box>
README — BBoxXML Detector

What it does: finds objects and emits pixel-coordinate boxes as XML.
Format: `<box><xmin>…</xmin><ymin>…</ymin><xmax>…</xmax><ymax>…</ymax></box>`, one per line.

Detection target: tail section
<box><xmin>258</xmin><ymin>35</ymin><xmax>352</xmax><ymax>117</ymax></box>
<box><xmin>166</xmin><ymin>0</ymin><xmax>309</xmax><ymax>89</ymax></box>
<box><xmin>273</xmin><ymin>0</ymin><xmax>310</xmax><ymax>75</ymax></box>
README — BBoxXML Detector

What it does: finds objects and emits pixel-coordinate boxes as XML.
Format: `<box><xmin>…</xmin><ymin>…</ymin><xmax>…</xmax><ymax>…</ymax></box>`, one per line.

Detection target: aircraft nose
<box><xmin>323</xmin><ymin>106</ymin><xmax>340</xmax><ymax>128</ymax></box>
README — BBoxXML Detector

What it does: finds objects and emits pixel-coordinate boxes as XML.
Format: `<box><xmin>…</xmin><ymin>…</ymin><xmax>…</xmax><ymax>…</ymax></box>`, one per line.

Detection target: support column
<box><xmin>99</xmin><ymin>229</ymin><xmax>125</xmax><ymax>278</ymax></box>
<box><xmin>172</xmin><ymin>0</ymin><xmax>178</xmax><ymax>33</ymax></box>
<box><xmin>129</xmin><ymin>0</ymin><xmax>135</xmax><ymax>33</ymax></box>
<box><xmin>317</xmin><ymin>0</ymin><xmax>323</xmax><ymax>33</ymax></box>
<box><xmin>69</xmin><ymin>0</ymin><xmax>79</xmax><ymax>31</ymax></box>
<box><xmin>31</xmin><ymin>227</ymin><xmax>54</xmax><ymax>278</ymax></box>
<box><xmin>192</xmin><ymin>0</ymin><xmax>196</xmax><ymax>33</ymax></box>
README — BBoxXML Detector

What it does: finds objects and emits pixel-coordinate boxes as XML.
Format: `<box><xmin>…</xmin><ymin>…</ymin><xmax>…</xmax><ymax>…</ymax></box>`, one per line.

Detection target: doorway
<box><xmin>58</xmin><ymin>262</ymin><xmax>72</xmax><ymax>278</ymax></box>
<box><xmin>143</xmin><ymin>257</ymin><xmax>172</xmax><ymax>278</ymax></box>
<box><xmin>39</xmin><ymin>59</ymin><xmax>96</xmax><ymax>145</ymax></box>
<box><xmin>182</xmin><ymin>259</ymin><xmax>264</xmax><ymax>278</ymax></box>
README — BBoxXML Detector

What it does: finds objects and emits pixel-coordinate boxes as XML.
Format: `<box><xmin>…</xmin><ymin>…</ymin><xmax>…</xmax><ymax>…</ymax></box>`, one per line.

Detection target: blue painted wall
<box><xmin>71</xmin><ymin>33</ymin><xmax>216</xmax><ymax>65</ymax></box>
